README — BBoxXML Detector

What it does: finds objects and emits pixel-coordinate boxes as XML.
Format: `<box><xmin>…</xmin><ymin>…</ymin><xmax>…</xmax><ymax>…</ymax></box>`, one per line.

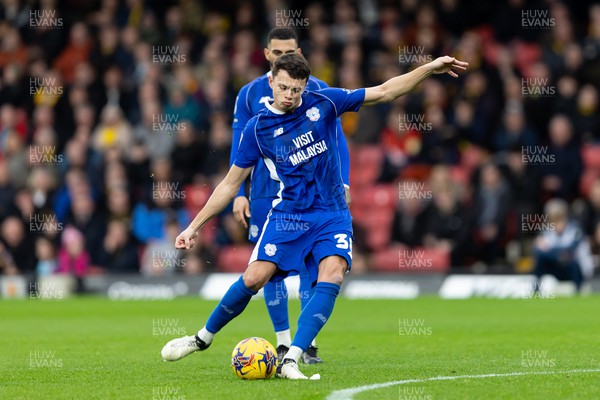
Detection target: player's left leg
<box><xmin>298</xmin><ymin>266</ymin><xmax>323</xmax><ymax>364</ymax></box>
<box><xmin>277</xmin><ymin>255</ymin><xmax>347</xmax><ymax>379</ymax></box>
<box><xmin>161</xmin><ymin>260</ymin><xmax>276</xmax><ymax>361</ymax></box>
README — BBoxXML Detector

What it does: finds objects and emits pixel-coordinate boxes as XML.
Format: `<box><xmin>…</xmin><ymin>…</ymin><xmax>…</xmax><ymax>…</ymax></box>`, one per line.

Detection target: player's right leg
<box><xmin>263</xmin><ymin>280</ymin><xmax>292</xmax><ymax>359</ymax></box>
<box><xmin>161</xmin><ymin>260</ymin><xmax>276</xmax><ymax>361</ymax></box>
<box><xmin>250</xmin><ymin>198</ymin><xmax>293</xmax><ymax>358</ymax></box>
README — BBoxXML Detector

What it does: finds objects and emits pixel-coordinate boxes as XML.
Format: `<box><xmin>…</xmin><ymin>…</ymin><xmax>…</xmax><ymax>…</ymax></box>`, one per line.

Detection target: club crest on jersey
<box><xmin>264</xmin><ymin>243</ymin><xmax>277</xmax><ymax>256</ymax></box>
<box><xmin>306</xmin><ymin>107</ymin><xmax>320</xmax><ymax>122</ymax></box>
<box><xmin>273</xmin><ymin>127</ymin><xmax>284</xmax><ymax>137</ymax></box>
<box><xmin>259</xmin><ymin>96</ymin><xmax>272</xmax><ymax>105</ymax></box>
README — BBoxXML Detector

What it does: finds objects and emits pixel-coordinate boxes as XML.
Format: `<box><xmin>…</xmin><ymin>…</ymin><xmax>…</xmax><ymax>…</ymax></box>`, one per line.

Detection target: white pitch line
<box><xmin>326</xmin><ymin>369</ymin><xmax>600</xmax><ymax>400</ymax></box>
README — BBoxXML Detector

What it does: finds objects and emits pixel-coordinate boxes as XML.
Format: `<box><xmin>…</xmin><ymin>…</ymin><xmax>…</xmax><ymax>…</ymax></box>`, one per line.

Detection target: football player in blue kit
<box><xmin>162</xmin><ymin>53</ymin><xmax>468</xmax><ymax>379</ymax></box>
<box><xmin>230</xmin><ymin>27</ymin><xmax>350</xmax><ymax>364</ymax></box>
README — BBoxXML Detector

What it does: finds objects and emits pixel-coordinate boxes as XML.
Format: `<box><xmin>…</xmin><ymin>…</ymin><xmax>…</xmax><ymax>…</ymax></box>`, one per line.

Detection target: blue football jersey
<box><xmin>234</xmin><ymin>88</ymin><xmax>365</xmax><ymax>213</ymax></box>
<box><xmin>230</xmin><ymin>72</ymin><xmax>350</xmax><ymax>201</ymax></box>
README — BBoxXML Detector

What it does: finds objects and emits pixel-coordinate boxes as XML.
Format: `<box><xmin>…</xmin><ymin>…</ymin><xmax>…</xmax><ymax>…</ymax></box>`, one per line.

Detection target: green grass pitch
<box><xmin>1</xmin><ymin>295</ymin><xmax>599</xmax><ymax>399</ymax></box>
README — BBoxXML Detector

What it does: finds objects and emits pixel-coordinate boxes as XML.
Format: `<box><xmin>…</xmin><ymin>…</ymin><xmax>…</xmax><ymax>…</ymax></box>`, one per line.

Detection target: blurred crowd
<box><xmin>0</xmin><ymin>0</ymin><xmax>599</xmax><ymax>279</ymax></box>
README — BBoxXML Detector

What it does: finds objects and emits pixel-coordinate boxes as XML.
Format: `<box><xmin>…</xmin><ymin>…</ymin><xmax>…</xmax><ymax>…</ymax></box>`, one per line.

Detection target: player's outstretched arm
<box><xmin>363</xmin><ymin>56</ymin><xmax>468</xmax><ymax>106</ymax></box>
<box><xmin>175</xmin><ymin>165</ymin><xmax>253</xmax><ymax>249</ymax></box>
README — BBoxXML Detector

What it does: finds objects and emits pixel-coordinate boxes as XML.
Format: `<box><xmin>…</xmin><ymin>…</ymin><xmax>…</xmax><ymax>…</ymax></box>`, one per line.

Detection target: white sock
<box><xmin>311</xmin><ymin>339</ymin><xmax>317</xmax><ymax>347</ymax></box>
<box><xmin>197</xmin><ymin>327</ymin><xmax>214</xmax><ymax>344</ymax></box>
<box><xmin>275</xmin><ymin>329</ymin><xmax>291</xmax><ymax>347</ymax></box>
<box><xmin>284</xmin><ymin>345</ymin><xmax>303</xmax><ymax>362</ymax></box>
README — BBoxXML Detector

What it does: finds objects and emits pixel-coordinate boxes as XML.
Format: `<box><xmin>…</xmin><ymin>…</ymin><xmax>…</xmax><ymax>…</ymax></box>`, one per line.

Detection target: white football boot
<box><xmin>161</xmin><ymin>335</ymin><xmax>210</xmax><ymax>361</ymax></box>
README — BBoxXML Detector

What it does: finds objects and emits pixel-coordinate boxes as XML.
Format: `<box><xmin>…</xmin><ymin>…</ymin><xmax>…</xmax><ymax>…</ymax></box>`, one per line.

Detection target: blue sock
<box><xmin>299</xmin><ymin>271</ymin><xmax>314</xmax><ymax>310</ymax></box>
<box><xmin>263</xmin><ymin>280</ymin><xmax>289</xmax><ymax>331</ymax></box>
<box><xmin>291</xmin><ymin>282</ymin><xmax>340</xmax><ymax>351</ymax></box>
<box><xmin>205</xmin><ymin>276</ymin><xmax>257</xmax><ymax>334</ymax></box>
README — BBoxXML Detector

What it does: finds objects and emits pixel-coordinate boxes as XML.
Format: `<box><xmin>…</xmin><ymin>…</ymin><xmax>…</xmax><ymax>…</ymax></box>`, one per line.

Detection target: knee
<box><xmin>318</xmin><ymin>258</ymin><xmax>347</xmax><ymax>286</ymax></box>
<box><xmin>242</xmin><ymin>268</ymin><xmax>268</xmax><ymax>292</ymax></box>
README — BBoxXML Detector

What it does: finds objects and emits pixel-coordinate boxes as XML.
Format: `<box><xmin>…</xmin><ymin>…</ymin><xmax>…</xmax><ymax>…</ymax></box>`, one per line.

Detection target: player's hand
<box><xmin>233</xmin><ymin>196</ymin><xmax>251</xmax><ymax>229</ymax></box>
<box><xmin>430</xmin><ymin>56</ymin><xmax>469</xmax><ymax>78</ymax></box>
<box><xmin>175</xmin><ymin>227</ymin><xmax>198</xmax><ymax>249</ymax></box>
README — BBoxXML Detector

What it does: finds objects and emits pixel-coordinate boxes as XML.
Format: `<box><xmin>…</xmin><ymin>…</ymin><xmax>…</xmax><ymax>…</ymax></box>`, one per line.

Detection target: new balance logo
<box><xmin>267</xmin><ymin>299</ymin><xmax>280</xmax><ymax>306</ymax></box>
<box><xmin>313</xmin><ymin>313</ymin><xmax>327</xmax><ymax>323</ymax></box>
<box><xmin>274</xmin><ymin>127</ymin><xmax>284</xmax><ymax>137</ymax></box>
<box><xmin>221</xmin><ymin>305</ymin><xmax>234</xmax><ymax>314</ymax></box>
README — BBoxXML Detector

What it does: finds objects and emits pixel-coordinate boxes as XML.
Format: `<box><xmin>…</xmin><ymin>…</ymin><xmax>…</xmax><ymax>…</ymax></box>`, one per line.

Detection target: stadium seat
<box><xmin>352</xmin><ymin>184</ymin><xmax>398</xmax><ymax>209</ymax></box>
<box><xmin>581</xmin><ymin>145</ymin><xmax>600</xmax><ymax>169</ymax></box>
<box><xmin>372</xmin><ymin>246</ymin><xmax>450</xmax><ymax>273</ymax></box>
<box><xmin>184</xmin><ymin>184</ymin><xmax>212</xmax><ymax>216</ymax></box>
<box><xmin>217</xmin><ymin>245</ymin><xmax>255</xmax><ymax>273</ymax></box>
<box><xmin>579</xmin><ymin>169</ymin><xmax>600</xmax><ymax>197</ymax></box>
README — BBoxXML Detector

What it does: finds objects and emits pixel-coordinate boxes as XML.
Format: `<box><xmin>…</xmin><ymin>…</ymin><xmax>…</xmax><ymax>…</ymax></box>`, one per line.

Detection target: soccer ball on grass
<box><xmin>231</xmin><ymin>337</ymin><xmax>277</xmax><ymax>379</ymax></box>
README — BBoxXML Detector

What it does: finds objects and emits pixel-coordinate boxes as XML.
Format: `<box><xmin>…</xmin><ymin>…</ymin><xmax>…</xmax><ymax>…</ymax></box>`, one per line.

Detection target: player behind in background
<box><xmin>230</xmin><ymin>27</ymin><xmax>351</xmax><ymax>364</ymax></box>
<box><xmin>162</xmin><ymin>53</ymin><xmax>468</xmax><ymax>379</ymax></box>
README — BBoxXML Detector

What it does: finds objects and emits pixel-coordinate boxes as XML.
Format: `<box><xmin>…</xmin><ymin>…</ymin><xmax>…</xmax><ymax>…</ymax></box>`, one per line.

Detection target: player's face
<box><xmin>264</xmin><ymin>39</ymin><xmax>301</xmax><ymax>69</ymax></box>
<box><xmin>268</xmin><ymin>70</ymin><xmax>306</xmax><ymax>112</ymax></box>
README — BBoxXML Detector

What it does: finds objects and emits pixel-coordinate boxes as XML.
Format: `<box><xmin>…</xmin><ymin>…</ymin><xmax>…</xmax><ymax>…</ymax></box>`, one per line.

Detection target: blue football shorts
<box><xmin>249</xmin><ymin>208</ymin><xmax>354</xmax><ymax>283</ymax></box>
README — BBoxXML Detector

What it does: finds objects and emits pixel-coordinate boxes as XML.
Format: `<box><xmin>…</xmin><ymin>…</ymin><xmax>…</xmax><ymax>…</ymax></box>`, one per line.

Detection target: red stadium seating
<box><xmin>184</xmin><ymin>184</ymin><xmax>212</xmax><ymax>216</ymax></box>
<box><xmin>217</xmin><ymin>245</ymin><xmax>255</xmax><ymax>273</ymax></box>
<box><xmin>371</xmin><ymin>245</ymin><xmax>450</xmax><ymax>273</ymax></box>
<box><xmin>581</xmin><ymin>145</ymin><xmax>600</xmax><ymax>169</ymax></box>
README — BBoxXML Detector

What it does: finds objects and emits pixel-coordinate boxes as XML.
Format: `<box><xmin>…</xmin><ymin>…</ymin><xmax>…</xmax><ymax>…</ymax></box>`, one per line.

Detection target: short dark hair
<box><xmin>272</xmin><ymin>53</ymin><xmax>311</xmax><ymax>81</ymax></box>
<box><xmin>267</xmin><ymin>27</ymin><xmax>298</xmax><ymax>44</ymax></box>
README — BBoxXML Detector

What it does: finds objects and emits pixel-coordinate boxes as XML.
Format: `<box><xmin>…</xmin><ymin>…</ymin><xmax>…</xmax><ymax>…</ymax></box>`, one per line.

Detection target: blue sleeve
<box><xmin>230</xmin><ymin>85</ymin><xmax>253</xmax><ymax>197</ymax></box>
<box><xmin>336</xmin><ymin>120</ymin><xmax>350</xmax><ymax>187</ymax></box>
<box><xmin>233</xmin><ymin>117</ymin><xmax>261</xmax><ymax>169</ymax></box>
<box><xmin>317</xmin><ymin>88</ymin><xmax>365</xmax><ymax>116</ymax></box>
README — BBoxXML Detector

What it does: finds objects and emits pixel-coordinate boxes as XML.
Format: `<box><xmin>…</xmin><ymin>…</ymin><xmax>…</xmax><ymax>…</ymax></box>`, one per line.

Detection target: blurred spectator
<box><xmin>472</xmin><ymin>163</ymin><xmax>511</xmax><ymax>265</ymax></box>
<box><xmin>420</xmin><ymin>186</ymin><xmax>470</xmax><ymax>267</ymax></box>
<box><xmin>97</xmin><ymin>219</ymin><xmax>139</xmax><ymax>273</ymax></box>
<box><xmin>0</xmin><ymin>241</ymin><xmax>18</xmax><ymax>275</ymax></box>
<box><xmin>500</xmin><ymin>147</ymin><xmax>541</xmax><ymax>217</ymax></box>
<box><xmin>91</xmin><ymin>104</ymin><xmax>133</xmax><ymax>155</ymax></box>
<box><xmin>131</xmin><ymin>174</ymin><xmax>189</xmax><ymax>244</ymax></box>
<box><xmin>66</xmin><ymin>192</ymin><xmax>107</xmax><ymax>265</ymax></box>
<box><xmin>170</xmin><ymin>121</ymin><xmax>205</xmax><ymax>185</ymax></box>
<box><xmin>1</xmin><ymin>215</ymin><xmax>35</xmax><ymax>272</ymax></box>
<box><xmin>35</xmin><ymin>236</ymin><xmax>58</xmax><ymax>277</ymax></box>
<box><xmin>572</xmin><ymin>178</ymin><xmax>600</xmax><ymax>237</ymax></box>
<box><xmin>53</xmin><ymin>22</ymin><xmax>93</xmax><ymax>84</ymax></box>
<box><xmin>539</xmin><ymin>114</ymin><xmax>583</xmax><ymax>201</ymax></box>
<box><xmin>533</xmin><ymin>199</ymin><xmax>594</xmax><ymax>292</ymax></box>
<box><xmin>572</xmin><ymin>84</ymin><xmax>600</xmax><ymax>142</ymax></box>
<box><xmin>391</xmin><ymin>182</ymin><xmax>427</xmax><ymax>247</ymax></box>
<box><xmin>140</xmin><ymin>217</ymin><xmax>184</xmax><ymax>276</ymax></box>
<box><xmin>57</xmin><ymin>226</ymin><xmax>90</xmax><ymax>278</ymax></box>
<box><xmin>493</xmin><ymin>102</ymin><xmax>537</xmax><ymax>154</ymax></box>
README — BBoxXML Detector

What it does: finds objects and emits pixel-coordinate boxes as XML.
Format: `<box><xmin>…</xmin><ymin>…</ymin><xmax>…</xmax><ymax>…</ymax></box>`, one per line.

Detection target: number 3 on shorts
<box><xmin>334</xmin><ymin>233</ymin><xmax>353</xmax><ymax>259</ymax></box>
